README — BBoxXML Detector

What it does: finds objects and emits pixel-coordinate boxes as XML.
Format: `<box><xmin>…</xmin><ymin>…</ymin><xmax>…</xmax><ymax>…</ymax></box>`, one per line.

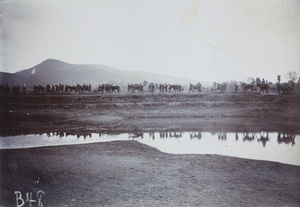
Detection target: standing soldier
<box><xmin>234</xmin><ymin>84</ymin><xmax>238</xmax><ymax>93</ymax></box>
<box><xmin>23</xmin><ymin>83</ymin><xmax>26</xmax><ymax>94</ymax></box>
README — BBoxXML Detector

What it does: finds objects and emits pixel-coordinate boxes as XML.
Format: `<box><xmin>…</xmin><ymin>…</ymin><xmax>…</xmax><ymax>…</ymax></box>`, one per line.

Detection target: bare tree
<box><xmin>247</xmin><ymin>77</ymin><xmax>254</xmax><ymax>84</ymax></box>
<box><xmin>285</xmin><ymin>71</ymin><xmax>298</xmax><ymax>82</ymax></box>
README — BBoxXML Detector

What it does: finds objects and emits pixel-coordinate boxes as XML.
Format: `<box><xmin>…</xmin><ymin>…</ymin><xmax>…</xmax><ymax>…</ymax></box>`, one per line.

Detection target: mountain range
<box><xmin>0</xmin><ymin>59</ymin><xmax>207</xmax><ymax>90</ymax></box>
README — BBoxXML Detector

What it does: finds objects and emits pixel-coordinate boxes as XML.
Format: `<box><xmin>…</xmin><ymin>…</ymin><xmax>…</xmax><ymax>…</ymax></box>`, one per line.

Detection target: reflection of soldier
<box><xmin>235</xmin><ymin>132</ymin><xmax>239</xmax><ymax>141</ymax></box>
<box><xmin>149</xmin><ymin>133</ymin><xmax>155</xmax><ymax>140</ymax></box>
<box><xmin>160</xmin><ymin>132</ymin><xmax>168</xmax><ymax>138</ymax></box>
<box><xmin>257</xmin><ymin>132</ymin><xmax>269</xmax><ymax>148</ymax></box>
<box><xmin>218</xmin><ymin>132</ymin><xmax>227</xmax><ymax>141</ymax></box>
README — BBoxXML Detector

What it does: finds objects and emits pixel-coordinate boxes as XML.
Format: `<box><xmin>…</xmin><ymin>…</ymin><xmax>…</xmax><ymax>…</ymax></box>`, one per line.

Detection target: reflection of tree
<box><xmin>189</xmin><ymin>132</ymin><xmax>202</xmax><ymax>140</ymax></box>
<box><xmin>257</xmin><ymin>132</ymin><xmax>269</xmax><ymax>147</ymax></box>
<box><xmin>243</xmin><ymin>132</ymin><xmax>255</xmax><ymax>142</ymax></box>
<box><xmin>277</xmin><ymin>132</ymin><xmax>296</xmax><ymax>146</ymax></box>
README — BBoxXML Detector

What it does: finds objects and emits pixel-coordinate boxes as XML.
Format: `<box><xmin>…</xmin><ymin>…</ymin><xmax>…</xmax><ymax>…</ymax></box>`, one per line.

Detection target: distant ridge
<box><xmin>0</xmin><ymin>59</ymin><xmax>206</xmax><ymax>90</ymax></box>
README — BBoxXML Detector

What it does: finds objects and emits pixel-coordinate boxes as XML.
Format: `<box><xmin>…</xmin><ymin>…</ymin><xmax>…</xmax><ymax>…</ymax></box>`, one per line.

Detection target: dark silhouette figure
<box><xmin>277</xmin><ymin>132</ymin><xmax>296</xmax><ymax>146</ymax></box>
<box><xmin>257</xmin><ymin>132</ymin><xmax>269</xmax><ymax>147</ymax></box>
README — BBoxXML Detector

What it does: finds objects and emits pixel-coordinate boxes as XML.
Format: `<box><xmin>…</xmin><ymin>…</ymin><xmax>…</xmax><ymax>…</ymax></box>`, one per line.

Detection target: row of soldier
<box><xmin>148</xmin><ymin>83</ymin><xmax>185</xmax><ymax>93</ymax></box>
<box><xmin>34</xmin><ymin>83</ymin><xmax>92</xmax><ymax>93</ymax></box>
<box><xmin>0</xmin><ymin>84</ymin><xmax>26</xmax><ymax>94</ymax></box>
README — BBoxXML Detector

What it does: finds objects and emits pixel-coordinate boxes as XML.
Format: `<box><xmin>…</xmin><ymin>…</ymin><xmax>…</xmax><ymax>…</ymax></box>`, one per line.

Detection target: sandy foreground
<box><xmin>1</xmin><ymin>93</ymin><xmax>300</xmax><ymax>206</ymax></box>
<box><xmin>1</xmin><ymin>141</ymin><xmax>300</xmax><ymax>207</ymax></box>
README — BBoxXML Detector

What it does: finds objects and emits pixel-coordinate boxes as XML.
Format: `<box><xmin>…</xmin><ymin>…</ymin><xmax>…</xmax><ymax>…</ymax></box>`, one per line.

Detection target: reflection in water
<box><xmin>218</xmin><ymin>132</ymin><xmax>227</xmax><ymax>141</ymax></box>
<box><xmin>257</xmin><ymin>132</ymin><xmax>269</xmax><ymax>148</ymax></box>
<box><xmin>0</xmin><ymin>131</ymin><xmax>299</xmax><ymax>165</ymax></box>
<box><xmin>46</xmin><ymin>131</ymin><xmax>94</xmax><ymax>139</ymax></box>
<box><xmin>242</xmin><ymin>132</ymin><xmax>256</xmax><ymax>142</ymax></box>
<box><xmin>128</xmin><ymin>133</ymin><xmax>144</xmax><ymax>139</ymax></box>
<box><xmin>149</xmin><ymin>133</ymin><xmax>156</xmax><ymax>140</ymax></box>
<box><xmin>190</xmin><ymin>132</ymin><xmax>202</xmax><ymax>140</ymax></box>
<box><xmin>159</xmin><ymin>132</ymin><xmax>168</xmax><ymax>139</ymax></box>
<box><xmin>277</xmin><ymin>132</ymin><xmax>296</xmax><ymax>146</ymax></box>
<box><xmin>39</xmin><ymin>130</ymin><xmax>298</xmax><ymax>150</ymax></box>
<box><xmin>20</xmin><ymin>130</ymin><xmax>297</xmax><ymax>148</ymax></box>
<box><xmin>169</xmin><ymin>132</ymin><xmax>182</xmax><ymax>138</ymax></box>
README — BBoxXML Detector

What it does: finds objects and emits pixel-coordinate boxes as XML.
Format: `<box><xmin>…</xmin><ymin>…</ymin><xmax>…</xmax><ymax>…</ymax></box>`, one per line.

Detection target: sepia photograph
<box><xmin>0</xmin><ymin>0</ymin><xmax>300</xmax><ymax>206</ymax></box>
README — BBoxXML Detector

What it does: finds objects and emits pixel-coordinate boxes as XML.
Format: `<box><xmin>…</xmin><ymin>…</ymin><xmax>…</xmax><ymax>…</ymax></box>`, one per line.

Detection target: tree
<box><xmin>247</xmin><ymin>77</ymin><xmax>254</xmax><ymax>84</ymax></box>
<box><xmin>285</xmin><ymin>71</ymin><xmax>298</xmax><ymax>82</ymax></box>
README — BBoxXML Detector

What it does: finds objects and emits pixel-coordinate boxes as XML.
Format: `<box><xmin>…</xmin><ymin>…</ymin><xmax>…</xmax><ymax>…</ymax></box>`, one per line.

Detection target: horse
<box><xmin>256</xmin><ymin>83</ymin><xmax>270</xmax><ymax>93</ymax></box>
<box><xmin>128</xmin><ymin>84</ymin><xmax>143</xmax><ymax>93</ymax></box>
<box><xmin>159</xmin><ymin>83</ymin><xmax>168</xmax><ymax>93</ymax></box>
<box><xmin>98</xmin><ymin>84</ymin><xmax>120</xmax><ymax>93</ymax></box>
<box><xmin>65</xmin><ymin>85</ymin><xmax>77</xmax><ymax>93</ymax></box>
<box><xmin>110</xmin><ymin>85</ymin><xmax>120</xmax><ymax>93</ymax></box>
<box><xmin>216</xmin><ymin>83</ymin><xmax>226</xmax><ymax>93</ymax></box>
<box><xmin>276</xmin><ymin>83</ymin><xmax>292</xmax><ymax>95</ymax></box>
<box><xmin>33</xmin><ymin>85</ymin><xmax>45</xmax><ymax>93</ymax></box>
<box><xmin>241</xmin><ymin>83</ymin><xmax>256</xmax><ymax>92</ymax></box>
<box><xmin>189</xmin><ymin>82</ymin><xmax>201</xmax><ymax>92</ymax></box>
<box><xmin>169</xmin><ymin>84</ymin><xmax>184</xmax><ymax>93</ymax></box>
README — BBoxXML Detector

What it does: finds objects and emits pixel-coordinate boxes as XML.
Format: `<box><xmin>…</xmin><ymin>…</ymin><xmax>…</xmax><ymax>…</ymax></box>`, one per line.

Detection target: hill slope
<box><xmin>0</xmin><ymin>59</ymin><xmax>203</xmax><ymax>90</ymax></box>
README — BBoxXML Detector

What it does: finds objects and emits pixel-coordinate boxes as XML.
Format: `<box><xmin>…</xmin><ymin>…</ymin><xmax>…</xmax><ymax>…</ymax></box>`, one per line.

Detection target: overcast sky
<box><xmin>0</xmin><ymin>0</ymin><xmax>299</xmax><ymax>82</ymax></box>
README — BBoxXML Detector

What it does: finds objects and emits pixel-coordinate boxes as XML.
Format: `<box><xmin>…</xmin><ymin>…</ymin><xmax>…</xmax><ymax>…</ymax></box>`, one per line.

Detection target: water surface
<box><xmin>0</xmin><ymin>131</ymin><xmax>299</xmax><ymax>166</ymax></box>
